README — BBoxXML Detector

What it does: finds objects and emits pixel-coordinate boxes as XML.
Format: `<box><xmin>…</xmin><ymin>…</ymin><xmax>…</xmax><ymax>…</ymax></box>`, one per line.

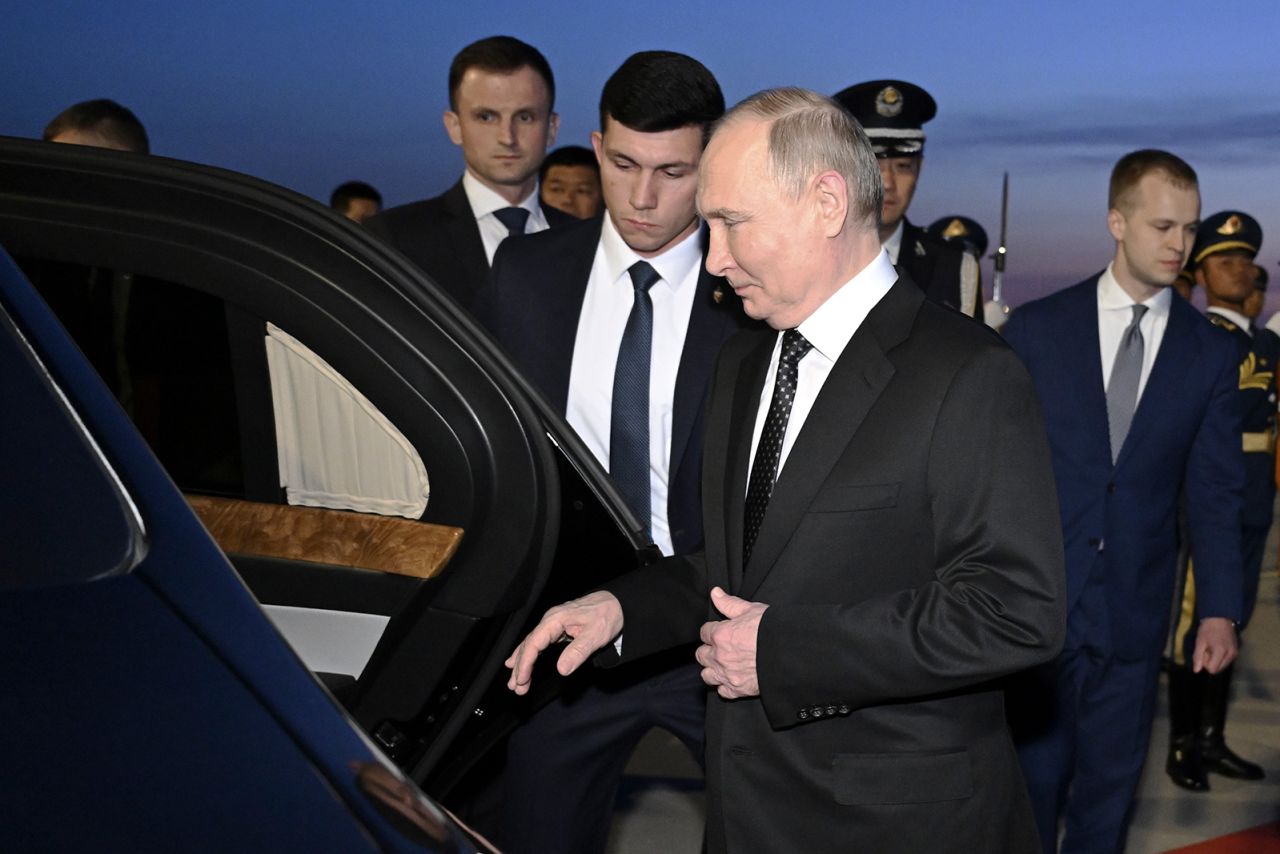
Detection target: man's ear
<box><xmin>590</xmin><ymin>130</ymin><xmax>604</xmax><ymax>164</ymax></box>
<box><xmin>1107</xmin><ymin>208</ymin><xmax>1126</xmax><ymax>243</ymax></box>
<box><xmin>546</xmin><ymin>112</ymin><xmax>560</xmax><ymax>149</ymax></box>
<box><xmin>813</xmin><ymin>171</ymin><xmax>849</xmax><ymax>237</ymax></box>
<box><xmin>443</xmin><ymin>110</ymin><xmax>463</xmax><ymax>147</ymax></box>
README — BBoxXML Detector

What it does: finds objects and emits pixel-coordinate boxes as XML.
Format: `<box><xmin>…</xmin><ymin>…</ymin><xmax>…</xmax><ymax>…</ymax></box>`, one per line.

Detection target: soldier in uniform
<box><xmin>833</xmin><ymin>80</ymin><xmax>981</xmax><ymax>317</ymax></box>
<box><xmin>1166</xmin><ymin>210</ymin><xmax>1271</xmax><ymax>791</ymax></box>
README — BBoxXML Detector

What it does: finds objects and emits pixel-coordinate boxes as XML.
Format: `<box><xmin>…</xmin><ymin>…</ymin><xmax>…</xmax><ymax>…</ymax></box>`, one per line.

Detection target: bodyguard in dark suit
<box><xmin>479</xmin><ymin>52</ymin><xmax>746</xmax><ymax>854</ymax></box>
<box><xmin>834</xmin><ymin>80</ymin><xmax>982</xmax><ymax>318</ymax></box>
<box><xmin>367</xmin><ymin>36</ymin><xmax>572</xmax><ymax>312</ymax></box>
<box><xmin>507</xmin><ymin>87</ymin><xmax>1065</xmax><ymax>854</ymax></box>
<box><xmin>1165</xmin><ymin>211</ymin><xmax>1270</xmax><ymax>790</ymax></box>
<box><xmin>1003</xmin><ymin>151</ymin><xmax>1244</xmax><ymax>852</ymax></box>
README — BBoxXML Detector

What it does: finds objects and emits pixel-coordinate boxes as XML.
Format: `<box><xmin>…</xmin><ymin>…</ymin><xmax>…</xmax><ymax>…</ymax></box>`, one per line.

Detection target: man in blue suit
<box><xmin>1003</xmin><ymin>149</ymin><xmax>1244</xmax><ymax>853</ymax></box>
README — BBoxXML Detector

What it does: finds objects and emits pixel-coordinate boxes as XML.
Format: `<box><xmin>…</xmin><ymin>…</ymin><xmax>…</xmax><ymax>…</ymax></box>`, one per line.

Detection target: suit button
<box><xmin>838</xmin><ymin>705</ymin><xmax>850</xmax><ymax>715</ymax></box>
<box><xmin>1087</xmin><ymin>537</ymin><xmax>1099</xmax><ymax>547</ymax></box>
<box><xmin>1107</xmin><ymin>483</ymin><xmax>1117</xmax><ymax>493</ymax></box>
<box><xmin>826</xmin><ymin>705</ymin><xmax>837</xmax><ymax>716</ymax></box>
<box><xmin>812</xmin><ymin>706</ymin><xmax>824</xmax><ymax>718</ymax></box>
<box><xmin>798</xmin><ymin>709</ymin><xmax>808</xmax><ymax>721</ymax></box>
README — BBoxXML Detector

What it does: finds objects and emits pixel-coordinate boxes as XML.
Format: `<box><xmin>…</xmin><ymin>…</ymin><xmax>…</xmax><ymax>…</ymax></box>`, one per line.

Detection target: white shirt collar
<box><xmin>461</xmin><ymin>170</ymin><xmax>540</xmax><ymax>219</ymax></box>
<box><xmin>1207</xmin><ymin>306</ymin><xmax>1252</xmax><ymax>335</ymax></box>
<box><xmin>1098</xmin><ymin>262</ymin><xmax>1172</xmax><ymax>317</ymax></box>
<box><xmin>796</xmin><ymin>249</ymin><xmax>898</xmax><ymax>366</ymax></box>
<box><xmin>599</xmin><ymin>214</ymin><xmax>703</xmax><ymax>292</ymax></box>
<box><xmin>883</xmin><ymin>220</ymin><xmax>905</xmax><ymax>265</ymax></box>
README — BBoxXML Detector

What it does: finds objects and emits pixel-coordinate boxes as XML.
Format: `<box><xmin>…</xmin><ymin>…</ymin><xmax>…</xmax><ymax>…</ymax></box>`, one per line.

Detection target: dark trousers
<box><xmin>1010</xmin><ymin>566</ymin><xmax>1162</xmax><ymax>853</ymax></box>
<box><xmin>499</xmin><ymin>658</ymin><xmax>706</xmax><ymax>854</ymax></box>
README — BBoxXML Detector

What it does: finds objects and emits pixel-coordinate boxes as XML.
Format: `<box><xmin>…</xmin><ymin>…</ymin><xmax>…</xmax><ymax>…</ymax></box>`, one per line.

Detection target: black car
<box><xmin>0</xmin><ymin>135</ymin><xmax>655</xmax><ymax>848</ymax></box>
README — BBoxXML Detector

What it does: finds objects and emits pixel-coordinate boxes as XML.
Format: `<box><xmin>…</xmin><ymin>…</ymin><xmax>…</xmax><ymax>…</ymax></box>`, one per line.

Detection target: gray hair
<box><xmin>719</xmin><ymin>87</ymin><xmax>882</xmax><ymax>231</ymax></box>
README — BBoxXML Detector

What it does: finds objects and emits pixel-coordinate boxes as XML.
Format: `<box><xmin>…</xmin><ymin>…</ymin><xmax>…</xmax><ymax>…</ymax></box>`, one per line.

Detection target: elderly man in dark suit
<box><xmin>1003</xmin><ymin>150</ymin><xmax>1243</xmax><ymax>852</ymax></box>
<box><xmin>478</xmin><ymin>52</ymin><xmax>748</xmax><ymax>854</ymax></box>
<box><xmin>367</xmin><ymin>35</ymin><xmax>573</xmax><ymax>312</ymax></box>
<box><xmin>506</xmin><ymin>87</ymin><xmax>1065</xmax><ymax>854</ymax></box>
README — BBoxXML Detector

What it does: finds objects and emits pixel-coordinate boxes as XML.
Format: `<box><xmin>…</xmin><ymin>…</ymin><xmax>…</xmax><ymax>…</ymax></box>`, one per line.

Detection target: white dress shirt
<box><xmin>883</xmin><ymin>220</ymin><xmax>905</xmax><ymax>264</ymax></box>
<box><xmin>747</xmin><ymin>250</ymin><xmax>898</xmax><ymax>479</ymax></box>
<box><xmin>565</xmin><ymin>217</ymin><xmax>703</xmax><ymax>556</ymax></box>
<box><xmin>1096</xmin><ymin>263</ymin><xmax>1171</xmax><ymax>402</ymax></box>
<box><xmin>461</xmin><ymin>171</ymin><xmax>549</xmax><ymax>264</ymax></box>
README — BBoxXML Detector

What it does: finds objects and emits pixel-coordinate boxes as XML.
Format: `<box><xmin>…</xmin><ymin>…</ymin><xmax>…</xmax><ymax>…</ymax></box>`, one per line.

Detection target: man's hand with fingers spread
<box><xmin>505</xmin><ymin>591</ymin><xmax>625</xmax><ymax>694</ymax></box>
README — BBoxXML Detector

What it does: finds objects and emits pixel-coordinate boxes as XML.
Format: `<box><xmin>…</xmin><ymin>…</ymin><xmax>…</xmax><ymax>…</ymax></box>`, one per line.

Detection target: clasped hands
<box><xmin>506</xmin><ymin>586</ymin><xmax>768</xmax><ymax>699</ymax></box>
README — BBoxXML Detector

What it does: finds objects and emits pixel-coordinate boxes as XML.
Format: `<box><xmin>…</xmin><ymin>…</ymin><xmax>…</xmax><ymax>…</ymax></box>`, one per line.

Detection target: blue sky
<box><xmin>5</xmin><ymin>1</ymin><xmax>1280</xmax><ymax>306</ymax></box>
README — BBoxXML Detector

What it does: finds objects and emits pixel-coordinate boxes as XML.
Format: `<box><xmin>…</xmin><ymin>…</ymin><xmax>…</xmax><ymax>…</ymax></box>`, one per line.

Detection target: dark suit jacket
<box><xmin>606</xmin><ymin>275</ymin><xmax>1065</xmax><ymax>852</ymax></box>
<box><xmin>1003</xmin><ymin>276</ymin><xmax>1245</xmax><ymax>659</ymax></box>
<box><xmin>897</xmin><ymin>219</ymin><xmax>981</xmax><ymax>318</ymax></box>
<box><xmin>479</xmin><ymin>215</ymin><xmax>750</xmax><ymax>554</ymax></box>
<box><xmin>366</xmin><ymin>179</ymin><xmax>574</xmax><ymax>313</ymax></box>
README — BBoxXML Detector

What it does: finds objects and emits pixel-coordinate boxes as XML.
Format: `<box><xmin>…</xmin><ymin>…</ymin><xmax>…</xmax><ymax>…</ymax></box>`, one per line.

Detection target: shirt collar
<box><xmin>883</xmin><ymin>220</ymin><xmax>905</xmax><ymax>264</ymax></box>
<box><xmin>1207</xmin><ymin>306</ymin><xmax>1252</xmax><ymax>335</ymax></box>
<box><xmin>599</xmin><ymin>214</ymin><xmax>703</xmax><ymax>292</ymax></box>
<box><xmin>1098</xmin><ymin>262</ymin><xmax>1172</xmax><ymax>317</ymax></box>
<box><xmin>796</xmin><ymin>249</ymin><xmax>898</xmax><ymax>366</ymax></box>
<box><xmin>462</xmin><ymin>170</ymin><xmax>539</xmax><ymax>219</ymax></box>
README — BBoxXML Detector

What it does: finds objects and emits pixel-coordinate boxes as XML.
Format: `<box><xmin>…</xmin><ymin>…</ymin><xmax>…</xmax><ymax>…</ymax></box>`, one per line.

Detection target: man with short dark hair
<box><xmin>367</xmin><ymin>35</ymin><xmax>571</xmax><ymax>311</ymax></box>
<box><xmin>505</xmin><ymin>87</ymin><xmax>1065</xmax><ymax>853</ymax></box>
<box><xmin>329</xmin><ymin>181</ymin><xmax>382</xmax><ymax>224</ymax></box>
<box><xmin>43</xmin><ymin>98</ymin><xmax>149</xmax><ymax>154</ymax></box>
<box><xmin>538</xmin><ymin>145</ymin><xmax>601</xmax><ymax>219</ymax></box>
<box><xmin>1164</xmin><ymin>211</ymin><xmax>1270</xmax><ymax>792</ymax></box>
<box><xmin>479</xmin><ymin>50</ymin><xmax>746</xmax><ymax>854</ymax></box>
<box><xmin>1003</xmin><ymin>150</ymin><xmax>1244</xmax><ymax>852</ymax></box>
<box><xmin>833</xmin><ymin>80</ymin><xmax>981</xmax><ymax>318</ymax></box>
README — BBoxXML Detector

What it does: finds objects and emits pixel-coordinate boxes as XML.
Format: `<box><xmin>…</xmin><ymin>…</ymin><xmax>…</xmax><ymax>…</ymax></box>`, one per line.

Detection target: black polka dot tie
<box><xmin>743</xmin><ymin>329</ymin><xmax>811</xmax><ymax>565</ymax></box>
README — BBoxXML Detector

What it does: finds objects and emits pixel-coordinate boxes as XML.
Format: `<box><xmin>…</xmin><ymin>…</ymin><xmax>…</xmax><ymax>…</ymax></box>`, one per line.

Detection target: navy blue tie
<box><xmin>743</xmin><ymin>329</ymin><xmax>812</xmax><ymax>565</ymax></box>
<box><xmin>493</xmin><ymin>206</ymin><xmax>529</xmax><ymax>237</ymax></box>
<box><xmin>610</xmin><ymin>261</ymin><xmax>660</xmax><ymax>535</ymax></box>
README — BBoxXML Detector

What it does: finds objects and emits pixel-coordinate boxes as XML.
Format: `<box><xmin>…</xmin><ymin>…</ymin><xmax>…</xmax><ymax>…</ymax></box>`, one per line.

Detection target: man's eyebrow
<box><xmin>701</xmin><ymin>207</ymin><xmax>749</xmax><ymax>221</ymax></box>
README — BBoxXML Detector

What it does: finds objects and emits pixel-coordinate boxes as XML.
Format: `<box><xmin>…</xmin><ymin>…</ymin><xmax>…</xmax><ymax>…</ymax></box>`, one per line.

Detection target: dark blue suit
<box><xmin>477</xmin><ymin>215</ymin><xmax>751</xmax><ymax>853</ymax></box>
<box><xmin>1003</xmin><ymin>275</ymin><xmax>1245</xmax><ymax>852</ymax></box>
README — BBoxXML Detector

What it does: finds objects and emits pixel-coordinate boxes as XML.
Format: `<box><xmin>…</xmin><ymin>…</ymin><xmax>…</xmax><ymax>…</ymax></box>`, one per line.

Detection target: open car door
<box><xmin>0</xmin><ymin>136</ymin><xmax>657</xmax><ymax>802</ymax></box>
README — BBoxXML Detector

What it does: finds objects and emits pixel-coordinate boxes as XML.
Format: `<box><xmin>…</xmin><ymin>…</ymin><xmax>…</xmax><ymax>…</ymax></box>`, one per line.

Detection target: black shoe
<box><xmin>1166</xmin><ymin>736</ymin><xmax>1210</xmax><ymax>791</ymax></box>
<box><xmin>1199</xmin><ymin>738</ymin><xmax>1265</xmax><ymax>780</ymax></box>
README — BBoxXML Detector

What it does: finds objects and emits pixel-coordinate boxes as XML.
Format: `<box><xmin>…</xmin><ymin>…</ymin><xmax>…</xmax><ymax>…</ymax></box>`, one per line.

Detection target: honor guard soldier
<box><xmin>1167</xmin><ymin>210</ymin><xmax>1271</xmax><ymax>791</ymax></box>
<box><xmin>834</xmin><ymin>80</ymin><xmax>981</xmax><ymax>317</ymax></box>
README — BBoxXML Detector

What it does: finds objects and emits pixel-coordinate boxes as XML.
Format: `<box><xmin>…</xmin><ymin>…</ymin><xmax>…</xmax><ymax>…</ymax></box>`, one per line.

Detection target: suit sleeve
<box><xmin>1184</xmin><ymin>336</ymin><xmax>1246</xmax><ymax>622</ymax></box>
<box><xmin>756</xmin><ymin>344</ymin><xmax>1066</xmax><ymax>725</ymax></box>
<box><xmin>596</xmin><ymin>552</ymin><xmax>709</xmax><ymax>666</ymax></box>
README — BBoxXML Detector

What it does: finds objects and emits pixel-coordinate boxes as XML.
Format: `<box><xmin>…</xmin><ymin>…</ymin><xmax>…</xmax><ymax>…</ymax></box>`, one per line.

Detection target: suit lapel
<box><xmin>441</xmin><ymin>181</ymin><xmax>491</xmax><ymax>291</ymax></box>
<box><xmin>1116</xmin><ymin>296</ymin><xmax>1200</xmax><ymax>468</ymax></box>
<box><xmin>1063</xmin><ymin>279</ymin><xmax>1114</xmax><ymax>463</ymax></box>
<box><xmin>538</xmin><ymin>221</ymin><xmax>602</xmax><ymax>411</ymax></box>
<box><xmin>737</xmin><ymin>278</ymin><xmax>917</xmax><ymax>597</ymax></box>
<box><xmin>669</xmin><ymin>266</ymin><xmax>733</xmax><ymax>485</ymax></box>
<box><xmin>724</xmin><ymin>333</ymin><xmax>774</xmax><ymax>591</ymax></box>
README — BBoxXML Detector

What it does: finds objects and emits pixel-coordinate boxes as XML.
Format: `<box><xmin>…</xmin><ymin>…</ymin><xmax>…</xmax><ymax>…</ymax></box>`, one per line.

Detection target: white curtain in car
<box><xmin>265</xmin><ymin>322</ymin><xmax>428</xmax><ymax>518</ymax></box>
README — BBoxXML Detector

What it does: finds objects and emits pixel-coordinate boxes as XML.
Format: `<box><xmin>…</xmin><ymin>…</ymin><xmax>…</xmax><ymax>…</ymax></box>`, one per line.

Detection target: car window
<box><xmin>0</xmin><ymin>294</ymin><xmax>144</xmax><ymax>589</ymax></box>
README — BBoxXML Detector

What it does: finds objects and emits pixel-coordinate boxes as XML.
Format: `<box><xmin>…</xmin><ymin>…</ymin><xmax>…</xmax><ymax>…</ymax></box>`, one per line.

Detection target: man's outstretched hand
<box><xmin>505</xmin><ymin>591</ymin><xmax>625</xmax><ymax>695</ymax></box>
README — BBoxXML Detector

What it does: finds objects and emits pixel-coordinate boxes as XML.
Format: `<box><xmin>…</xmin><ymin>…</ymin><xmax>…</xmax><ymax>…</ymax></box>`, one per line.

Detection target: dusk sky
<box><xmin>5</xmin><ymin>1</ymin><xmax>1280</xmax><ymax>309</ymax></box>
